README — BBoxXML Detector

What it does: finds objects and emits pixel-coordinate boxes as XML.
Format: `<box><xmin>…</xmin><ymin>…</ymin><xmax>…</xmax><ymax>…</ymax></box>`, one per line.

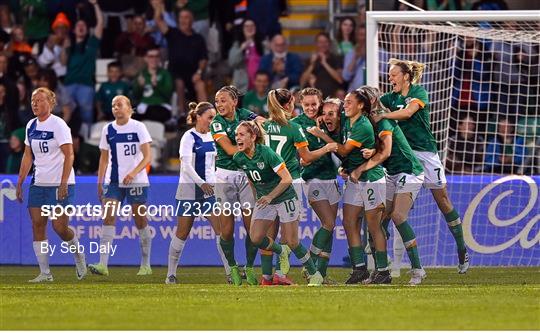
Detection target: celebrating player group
<box><xmin>16</xmin><ymin>58</ymin><xmax>470</xmax><ymax>286</ymax></box>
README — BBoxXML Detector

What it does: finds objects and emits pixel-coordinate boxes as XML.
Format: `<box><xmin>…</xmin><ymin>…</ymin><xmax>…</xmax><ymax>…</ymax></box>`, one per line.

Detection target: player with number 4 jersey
<box><xmin>88</xmin><ymin>95</ymin><xmax>153</xmax><ymax>277</ymax></box>
<box><xmin>376</xmin><ymin>58</ymin><xmax>469</xmax><ymax>274</ymax></box>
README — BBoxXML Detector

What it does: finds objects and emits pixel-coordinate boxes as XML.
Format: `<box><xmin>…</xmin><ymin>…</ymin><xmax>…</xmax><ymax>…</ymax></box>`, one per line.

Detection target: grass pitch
<box><xmin>1</xmin><ymin>266</ymin><xmax>539</xmax><ymax>330</ymax></box>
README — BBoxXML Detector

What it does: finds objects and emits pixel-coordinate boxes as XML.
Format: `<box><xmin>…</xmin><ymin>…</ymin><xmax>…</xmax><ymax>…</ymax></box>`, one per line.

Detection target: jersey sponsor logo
<box><xmin>405</xmin><ymin>97</ymin><xmax>412</xmax><ymax>104</ymax></box>
<box><xmin>212</xmin><ymin>123</ymin><xmax>222</xmax><ymax>132</ymax></box>
<box><xmin>257</xmin><ymin>162</ymin><xmax>265</xmax><ymax>170</ymax></box>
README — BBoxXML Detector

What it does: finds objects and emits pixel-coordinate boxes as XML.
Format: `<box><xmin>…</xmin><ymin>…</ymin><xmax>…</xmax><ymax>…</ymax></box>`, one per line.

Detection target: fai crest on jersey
<box><xmin>127</xmin><ymin>134</ymin><xmax>133</xmax><ymax>140</ymax></box>
<box><xmin>405</xmin><ymin>97</ymin><xmax>412</xmax><ymax>104</ymax></box>
<box><xmin>257</xmin><ymin>162</ymin><xmax>265</xmax><ymax>170</ymax></box>
<box><xmin>313</xmin><ymin>190</ymin><xmax>319</xmax><ymax>197</ymax></box>
<box><xmin>41</xmin><ymin>132</ymin><xmax>47</xmax><ymax>138</ymax></box>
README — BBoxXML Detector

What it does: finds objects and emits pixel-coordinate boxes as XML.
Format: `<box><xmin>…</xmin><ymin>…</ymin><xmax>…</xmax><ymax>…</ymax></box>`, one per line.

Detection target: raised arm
<box><xmin>89</xmin><ymin>0</ymin><xmax>104</xmax><ymax>39</ymax></box>
<box><xmin>152</xmin><ymin>0</ymin><xmax>170</xmax><ymax>35</ymax></box>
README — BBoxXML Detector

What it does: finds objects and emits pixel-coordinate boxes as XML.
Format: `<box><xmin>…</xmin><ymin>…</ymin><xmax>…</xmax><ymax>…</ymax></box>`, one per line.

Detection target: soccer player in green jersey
<box><xmin>355</xmin><ymin>86</ymin><xmax>427</xmax><ymax>285</ymax></box>
<box><xmin>210</xmin><ymin>85</ymin><xmax>265</xmax><ymax>285</ymax></box>
<box><xmin>291</xmin><ymin>88</ymin><xmax>343</xmax><ymax>284</ymax></box>
<box><xmin>308</xmin><ymin>89</ymin><xmax>387</xmax><ymax>284</ymax></box>
<box><xmin>374</xmin><ymin>59</ymin><xmax>469</xmax><ymax>274</ymax></box>
<box><xmin>264</xmin><ymin>88</ymin><xmax>338</xmax><ymax>285</ymax></box>
<box><xmin>233</xmin><ymin>121</ymin><xmax>324</xmax><ymax>286</ymax></box>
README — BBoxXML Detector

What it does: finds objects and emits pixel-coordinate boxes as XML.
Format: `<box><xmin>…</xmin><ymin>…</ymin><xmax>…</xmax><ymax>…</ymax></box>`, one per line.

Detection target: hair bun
<box><xmin>188</xmin><ymin>102</ymin><xmax>198</xmax><ymax>111</ymax></box>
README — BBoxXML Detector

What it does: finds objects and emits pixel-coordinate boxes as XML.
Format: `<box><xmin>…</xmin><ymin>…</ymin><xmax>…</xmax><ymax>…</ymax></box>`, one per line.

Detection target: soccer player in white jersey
<box><xmin>166</xmin><ymin>102</ymin><xmax>231</xmax><ymax>284</ymax></box>
<box><xmin>88</xmin><ymin>95</ymin><xmax>153</xmax><ymax>276</ymax></box>
<box><xmin>16</xmin><ymin>87</ymin><xmax>86</xmax><ymax>282</ymax></box>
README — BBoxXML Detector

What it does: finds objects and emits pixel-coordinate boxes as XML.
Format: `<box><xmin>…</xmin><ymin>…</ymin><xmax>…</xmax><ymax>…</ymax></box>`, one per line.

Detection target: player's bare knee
<box><xmin>390</xmin><ymin>211</ymin><xmax>406</xmax><ymax>224</ymax></box>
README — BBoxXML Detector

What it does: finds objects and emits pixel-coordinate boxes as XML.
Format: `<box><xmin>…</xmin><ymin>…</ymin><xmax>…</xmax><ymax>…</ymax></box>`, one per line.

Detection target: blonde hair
<box><xmin>187</xmin><ymin>101</ymin><xmax>214</xmax><ymax>126</ymax></box>
<box><xmin>322</xmin><ymin>97</ymin><xmax>341</xmax><ymax>110</ymax></box>
<box><xmin>112</xmin><ymin>95</ymin><xmax>133</xmax><ymax>113</ymax></box>
<box><xmin>388</xmin><ymin>58</ymin><xmax>426</xmax><ymax>84</ymax></box>
<box><xmin>359</xmin><ymin>86</ymin><xmax>387</xmax><ymax>113</ymax></box>
<box><xmin>32</xmin><ymin>87</ymin><xmax>57</xmax><ymax>109</ymax></box>
<box><xmin>267</xmin><ymin>89</ymin><xmax>292</xmax><ymax>126</ymax></box>
<box><xmin>237</xmin><ymin>120</ymin><xmax>265</xmax><ymax>145</ymax></box>
<box><xmin>299</xmin><ymin>87</ymin><xmax>323</xmax><ymax>103</ymax></box>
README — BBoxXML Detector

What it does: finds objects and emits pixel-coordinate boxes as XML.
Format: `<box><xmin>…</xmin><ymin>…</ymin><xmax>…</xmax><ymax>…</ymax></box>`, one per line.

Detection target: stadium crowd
<box><xmin>0</xmin><ymin>0</ymin><xmax>537</xmax><ymax>175</ymax></box>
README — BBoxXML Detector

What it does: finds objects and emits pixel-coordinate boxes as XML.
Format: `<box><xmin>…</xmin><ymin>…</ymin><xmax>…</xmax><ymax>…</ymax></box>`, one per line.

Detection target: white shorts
<box><xmin>215</xmin><ymin>168</ymin><xmax>255</xmax><ymax>208</ymax></box>
<box><xmin>342</xmin><ymin>177</ymin><xmax>385</xmax><ymax>211</ymax></box>
<box><xmin>292</xmin><ymin>177</ymin><xmax>304</xmax><ymax>202</ymax></box>
<box><xmin>386</xmin><ymin>172</ymin><xmax>425</xmax><ymax>202</ymax></box>
<box><xmin>303</xmin><ymin>178</ymin><xmax>341</xmax><ymax>205</ymax></box>
<box><xmin>413</xmin><ymin>151</ymin><xmax>447</xmax><ymax>189</ymax></box>
<box><xmin>253</xmin><ymin>198</ymin><xmax>300</xmax><ymax>223</ymax></box>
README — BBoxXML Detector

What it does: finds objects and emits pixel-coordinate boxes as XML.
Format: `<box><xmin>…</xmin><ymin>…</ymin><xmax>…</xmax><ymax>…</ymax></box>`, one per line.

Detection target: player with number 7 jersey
<box><xmin>88</xmin><ymin>95</ymin><xmax>153</xmax><ymax>278</ymax></box>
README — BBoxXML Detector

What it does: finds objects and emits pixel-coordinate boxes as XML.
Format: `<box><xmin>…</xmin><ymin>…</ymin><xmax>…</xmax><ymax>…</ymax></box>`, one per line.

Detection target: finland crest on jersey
<box><xmin>24</xmin><ymin>115</ymin><xmax>75</xmax><ymax>186</ymax></box>
<box><xmin>99</xmin><ymin>119</ymin><xmax>152</xmax><ymax>187</ymax></box>
<box><xmin>176</xmin><ymin>128</ymin><xmax>217</xmax><ymax>200</ymax></box>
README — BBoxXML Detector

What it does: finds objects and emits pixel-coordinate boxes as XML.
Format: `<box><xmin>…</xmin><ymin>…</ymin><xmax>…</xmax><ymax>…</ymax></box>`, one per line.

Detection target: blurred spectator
<box><xmin>228</xmin><ymin>18</ymin><xmax>264</xmax><ymax>92</ymax></box>
<box><xmin>425</xmin><ymin>0</ymin><xmax>460</xmax><ymax>10</ymax></box>
<box><xmin>0</xmin><ymin>28</ymin><xmax>9</xmax><ymax>51</ymax></box>
<box><xmin>242</xmin><ymin>70</ymin><xmax>270</xmax><ymax>117</ymax></box>
<box><xmin>484</xmin><ymin>117</ymin><xmax>527</xmax><ymax>174</ymax></box>
<box><xmin>114</xmin><ymin>14</ymin><xmax>155</xmax><ymax>79</ymax></box>
<box><xmin>5</xmin><ymin>127</ymin><xmax>24</xmax><ymax>174</ymax></box>
<box><xmin>300</xmin><ymin>32</ymin><xmax>343</xmax><ymax>98</ymax></box>
<box><xmin>7</xmin><ymin>25</ymin><xmax>33</xmax><ymax>80</ymax></box>
<box><xmin>63</xmin><ymin>0</ymin><xmax>104</xmax><ymax>137</ymax></box>
<box><xmin>0</xmin><ymin>4</ymin><xmax>14</xmax><ymax>33</ymax></box>
<box><xmin>343</xmin><ymin>26</ymin><xmax>366</xmax><ymax>92</ymax></box>
<box><xmin>146</xmin><ymin>0</ymin><xmax>177</xmax><ymax>50</ymax></box>
<box><xmin>259</xmin><ymin>34</ymin><xmax>302</xmax><ymax>89</ymax></box>
<box><xmin>153</xmin><ymin>3</ymin><xmax>207</xmax><ymax>116</ymax></box>
<box><xmin>334</xmin><ymin>17</ymin><xmax>355</xmax><ymax>56</ymax></box>
<box><xmin>173</xmin><ymin>0</ymin><xmax>210</xmax><ymax>42</ymax></box>
<box><xmin>446</xmin><ymin>115</ymin><xmax>485</xmax><ymax>174</ymax></box>
<box><xmin>0</xmin><ymin>82</ymin><xmax>12</xmax><ymax>171</ymax></box>
<box><xmin>208</xmin><ymin>0</ymin><xmax>235</xmax><ymax>60</ymax></box>
<box><xmin>37</xmin><ymin>69</ymin><xmax>77</xmax><ymax>128</ymax></box>
<box><xmin>472</xmin><ymin>0</ymin><xmax>508</xmax><ymax>10</ymax></box>
<box><xmin>0</xmin><ymin>52</ymin><xmax>20</xmax><ymax>121</ymax></box>
<box><xmin>21</xmin><ymin>0</ymin><xmax>49</xmax><ymax>52</ymax></box>
<box><xmin>246</xmin><ymin>0</ymin><xmax>283</xmax><ymax>40</ymax></box>
<box><xmin>37</xmin><ymin>12</ymin><xmax>71</xmax><ymax>80</ymax></box>
<box><xmin>72</xmin><ymin>132</ymin><xmax>100</xmax><ymax>174</ymax></box>
<box><xmin>132</xmin><ymin>47</ymin><xmax>173</xmax><ymax>123</ymax></box>
<box><xmin>98</xmin><ymin>0</ymin><xmax>136</xmax><ymax>58</ymax></box>
<box><xmin>96</xmin><ymin>61</ymin><xmax>131</xmax><ymax>121</ymax></box>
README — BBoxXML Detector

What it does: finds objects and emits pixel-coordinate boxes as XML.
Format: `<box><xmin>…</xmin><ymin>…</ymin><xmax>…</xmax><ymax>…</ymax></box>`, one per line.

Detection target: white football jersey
<box><xmin>99</xmin><ymin>119</ymin><xmax>152</xmax><ymax>187</ymax></box>
<box><xmin>176</xmin><ymin>128</ymin><xmax>217</xmax><ymax>200</ymax></box>
<box><xmin>24</xmin><ymin>115</ymin><xmax>75</xmax><ymax>186</ymax></box>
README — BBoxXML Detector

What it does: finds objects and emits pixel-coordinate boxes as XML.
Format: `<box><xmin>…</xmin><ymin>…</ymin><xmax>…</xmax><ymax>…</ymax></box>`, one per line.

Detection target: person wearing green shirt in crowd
<box><xmin>242</xmin><ymin>71</ymin><xmax>270</xmax><ymax>117</ymax></box>
<box><xmin>96</xmin><ymin>62</ymin><xmax>131</xmax><ymax>121</ymax></box>
<box><xmin>210</xmin><ymin>85</ymin><xmax>265</xmax><ymax>286</ymax></box>
<box><xmin>63</xmin><ymin>0</ymin><xmax>104</xmax><ymax>136</ymax></box>
<box><xmin>132</xmin><ymin>47</ymin><xmax>173</xmax><ymax>123</ymax></box>
<box><xmin>5</xmin><ymin>128</ymin><xmax>25</xmax><ymax>174</ymax></box>
<box><xmin>308</xmin><ymin>89</ymin><xmax>387</xmax><ymax>285</ymax></box>
<box><xmin>291</xmin><ymin>88</ymin><xmax>342</xmax><ymax>284</ymax></box>
<box><xmin>21</xmin><ymin>0</ymin><xmax>49</xmax><ymax>50</ymax></box>
<box><xmin>233</xmin><ymin>120</ymin><xmax>324</xmax><ymax>286</ymax></box>
<box><xmin>374</xmin><ymin>58</ymin><xmax>469</xmax><ymax>274</ymax></box>
<box><xmin>262</xmin><ymin>88</ymin><xmax>337</xmax><ymax>285</ymax></box>
<box><xmin>357</xmin><ymin>86</ymin><xmax>426</xmax><ymax>285</ymax></box>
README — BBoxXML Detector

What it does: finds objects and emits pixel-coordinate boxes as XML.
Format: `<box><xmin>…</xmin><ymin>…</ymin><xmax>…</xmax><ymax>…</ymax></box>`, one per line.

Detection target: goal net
<box><xmin>367</xmin><ymin>11</ymin><xmax>540</xmax><ymax>267</ymax></box>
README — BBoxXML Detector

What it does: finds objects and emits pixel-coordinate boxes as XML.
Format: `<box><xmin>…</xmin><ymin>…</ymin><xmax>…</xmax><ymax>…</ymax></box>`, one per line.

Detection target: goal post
<box><xmin>365</xmin><ymin>11</ymin><xmax>540</xmax><ymax>267</ymax></box>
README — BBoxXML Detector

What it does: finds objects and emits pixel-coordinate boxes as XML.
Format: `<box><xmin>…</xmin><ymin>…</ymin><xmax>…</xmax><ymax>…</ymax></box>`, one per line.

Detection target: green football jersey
<box><xmin>233</xmin><ymin>144</ymin><xmax>297</xmax><ymax>204</ymax></box>
<box><xmin>342</xmin><ymin>115</ymin><xmax>385</xmax><ymax>182</ymax></box>
<box><xmin>380</xmin><ymin>84</ymin><xmax>438</xmax><ymax>153</ymax></box>
<box><xmin>263</xmin><ymin>120</ymin><xmax>307</xmax><ymax>180</ymax></box>
<box><xmin>291</xmin><ymin>113</ymin><xmax>337</xmax><ymax>181</ymax></box>
<box><xmin>376</xmin><ymin>119</ymin><xmax>424</xmax><ymax>176</ymax></box>
<box><xmin>211</xmin><ymin>108</ymin><xmax>258</xmax><ymax>170</ymax></box>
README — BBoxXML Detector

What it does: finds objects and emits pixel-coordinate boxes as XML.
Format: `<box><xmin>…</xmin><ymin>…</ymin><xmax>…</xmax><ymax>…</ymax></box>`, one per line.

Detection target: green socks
<box><xmin>260</xmin><ymin>252</ymin><xmax>273</xmax><ymax>279</ymax></box>
<box><xmin>348</xmin><ymin>246</ymin><xmax>366</xmax><ymax>269</ymax></box>
<box><xmin>396</xmin><ymin>221</ymin><xmax>422</xmax><ymax>269</ymax></box>
<box><xmin>219</xmin><ymin>237</ymin><xmax>237</xmax><ymax>267</ymax></box>
<box><xmin>245</xmin><ymin>235</ymin><xmax>258</xmax><ymax>268</ymax></box>
<box><xmin>255</xmin><ymin>236</ymin><xmax>282</xmax><ymax>254</ymax></box>
<box><xmin>318</xmin><ymin>233</ymin><xmax>333</xmax><ymax>277</ymax></box>
<box><xmin>292</xmin><ymin>244</ymin><xmax>316</xmax><ymax>275</ymax></box>
<box><xmin>375</xmin><ymin>251</ymin><xmax>389</xmax><ymax>271</ymax></box>
<box><xmin>444</xmin><ymin>209</ymin><xmax>467</xmax><ymax>253</ymax></box>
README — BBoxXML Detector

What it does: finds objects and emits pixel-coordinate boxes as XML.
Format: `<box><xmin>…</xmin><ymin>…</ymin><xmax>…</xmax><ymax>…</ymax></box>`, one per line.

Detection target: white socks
<box><xmin>33</xmin><ymin>240</ymin><xmax>50</xmax><ymax>275</ymax></box>
<box><xmin>393</xmin><ymin>225</ymin><xmax>405</xmax><ymax>270</ymax></box>
<box><xmin>66</xmin><ymin>235</ymin><xmax>83</xmax><ymax>263</ymax></box>
<box><xmin>99</xmin><ymin>225</ymin><xmax>116</xmax><ymax>267</ymax></box>
<box><xmin>215</xmin><ymin>235</ymin><xmax>231</xmax><ymax>275</ymax></box>
<box><xmin>138</xmin><ymin>226</ymin><xmax>152</xmax><ymax>267</ymax></box>
<box><xmin>167</xmin><ymin>235</ymin><xmax>185</xmax><ymax>277</ymax></box>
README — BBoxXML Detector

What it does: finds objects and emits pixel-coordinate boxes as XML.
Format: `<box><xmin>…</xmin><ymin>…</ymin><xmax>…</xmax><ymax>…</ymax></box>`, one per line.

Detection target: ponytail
<box><xmin>187</xmin><ymin>101</ymin><xmax>215</xmax><ymax>126</ymax></box>
<box><xmin>389</xmin><ymin>58</ymin><xmax>426</xmax><ymax>84</ymax></box>
<box><xmin>267</xmin><ymin>89</ymin><xmax>292</xmax><ymax>126</ymax></box>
